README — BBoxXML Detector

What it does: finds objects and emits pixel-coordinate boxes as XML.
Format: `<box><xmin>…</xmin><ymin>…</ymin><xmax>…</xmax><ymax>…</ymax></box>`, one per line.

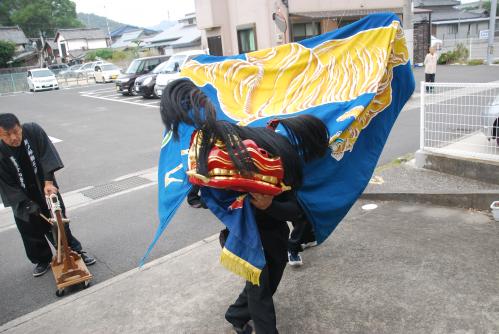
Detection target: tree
<box><xmin>0</xmin><ymin>40</ymin><xmax>16</xmax><ymax>67</ymax></box>
<box><xmin>1</xmin><ymin>0</ymin><xmax>83</xmax><ymax>37</ymax></box>
<box><xmin>482</xmin><ymin>1</ymin><xmax>499</xmax><ymax>16</ymax></box>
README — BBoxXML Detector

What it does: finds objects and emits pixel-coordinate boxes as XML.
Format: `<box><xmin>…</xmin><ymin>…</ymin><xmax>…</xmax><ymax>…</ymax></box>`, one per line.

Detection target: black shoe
<box><xmin>188</xmin><ymin>198</ymin><xmax>204</xmax><ymax>208</ymax></box>
<box><xmin>233</xmin><ymin>323</ymin><xmax>253</xmax><ymax>334</ymax></box>
<box><xmin>33</xmin><ymin>262</ymin><xmax>50</xmax><ymax>277</ymax></box>
<box><xmin>78</xmin><ymin>251</ymin><xmax>96</xmax><ymax>265</ymax></box>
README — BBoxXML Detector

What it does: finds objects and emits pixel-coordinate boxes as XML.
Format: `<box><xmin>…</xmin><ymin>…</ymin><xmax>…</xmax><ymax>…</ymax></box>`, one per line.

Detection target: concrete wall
<box><xmin>288</xmin><ymin>0</ymin><xmax>403</xmax><ymax>12</ymax></box>
<box><xmin>195</xmin><ymin>0</ymin><xmax>288</xmax><ymax>55</ymax></box>
<box><xmin>195</xmin><ymin>0</ymin><xmax>225</xmax><ymax>30</ymax></box>
<box><xmin>195</xmin><ymin>0</ymin><xmax>401</xmax><ymax>55</ymax></box>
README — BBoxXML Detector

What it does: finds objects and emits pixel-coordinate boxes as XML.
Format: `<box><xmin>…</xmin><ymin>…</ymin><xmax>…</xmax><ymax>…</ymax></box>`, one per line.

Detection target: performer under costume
<box><xmin>159</xmin><ymin>79</ymin><xmax>330</xmax><ymax>333</ymax></box>
<box><xmin>142</xmin><ymin>12</ymin><xmax>415</xmax><ymax>334</ymax></box>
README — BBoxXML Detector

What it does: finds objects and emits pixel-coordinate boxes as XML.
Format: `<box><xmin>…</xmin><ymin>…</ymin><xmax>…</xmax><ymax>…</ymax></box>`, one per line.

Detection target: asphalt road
<box><xmin>1</xmin><ymin>65</ymin><xmax>499</xmax><ymax>325</ymax></box>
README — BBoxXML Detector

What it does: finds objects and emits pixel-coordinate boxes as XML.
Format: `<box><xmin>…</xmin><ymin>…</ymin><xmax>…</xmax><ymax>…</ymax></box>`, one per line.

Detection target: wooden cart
<box><xmin>46</xmin><ymin>194</ymin><xmax>92</xmax><ymax>297</ymax></box>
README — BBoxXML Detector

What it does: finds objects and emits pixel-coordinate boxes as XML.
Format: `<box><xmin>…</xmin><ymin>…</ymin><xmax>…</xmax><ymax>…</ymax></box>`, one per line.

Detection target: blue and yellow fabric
<box><xmin>142</xmin><ymin>12</ymin><xmax>415</xmax><ymax>284</ymax></box>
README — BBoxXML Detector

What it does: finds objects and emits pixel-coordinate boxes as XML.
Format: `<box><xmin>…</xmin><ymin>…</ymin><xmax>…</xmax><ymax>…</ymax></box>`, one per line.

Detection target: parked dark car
<box><xmin>133</xmin><ymin>60</ymin><xmax>171</xmax><ymax>98</ymax></box>
<box><xmin>115</xmin><ymin>55</ymin><xmax>169</xmax><ymax>96</ymax></box>
<box><xmin>48</xmin><ymin>64</ymin><xmax>69</xmax><ymax>75</ymax></box>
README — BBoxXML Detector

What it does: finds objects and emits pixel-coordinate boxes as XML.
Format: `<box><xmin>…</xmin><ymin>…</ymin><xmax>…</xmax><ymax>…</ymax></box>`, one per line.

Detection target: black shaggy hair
<box><xmin>160</xmin><ymin>79</ymin><xmax>330</xmax><ymax>189</ymax></box>
<box><xmin>160</xmin><ymin>79</ymin><xmax>217</xmax><ymax>139</ymax></box>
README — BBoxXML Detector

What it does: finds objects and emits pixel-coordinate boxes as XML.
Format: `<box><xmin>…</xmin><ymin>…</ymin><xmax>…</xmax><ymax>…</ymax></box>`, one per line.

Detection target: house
<box><xmin>43</xmin><ymin>40</ymin><xmax>59</xmax><ymax>62</ymax></box>
<box><xmin>0</xmin><ymin>26</ymin><xmax>38</xmax><ymax>65</ymax></box>
<box><xmin>0</xmin><ymin>26</ymin><xmax>30</xmax><ymax>51</ymax></box>
<box><xmin>144</xmin><ymin>13</ymin><xmax>202</xmax><ymax>55</ymax></box>
<box><xmin>194</xmin><ymin>0</ymin><xmax>407</xmax><ymax>56</ymax></box>
<box><xmin>111</xmin><ymin>29</ymin><xmax>157</xmax><ymax>49</ymax></box>
<box><xmin>110</xmin><ymin>25</ymin><xmax>158</xmax><ymax>43</ymax></box>
<box><xmin>414</xmin><ymin>0</ymin><xmax>498</xmax><ymax>41</ymax></box>
<box><xmin>54</xmin><ymin>28</ymin><xmax>108</xmax><ymax>60</ymax></box>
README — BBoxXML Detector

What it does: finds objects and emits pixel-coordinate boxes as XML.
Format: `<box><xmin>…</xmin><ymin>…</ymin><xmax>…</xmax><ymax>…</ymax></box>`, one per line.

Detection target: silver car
<box><xmin>482</xmin><ymin>95</ymin><xmax>499</xmax><ymax>146</ymax></box>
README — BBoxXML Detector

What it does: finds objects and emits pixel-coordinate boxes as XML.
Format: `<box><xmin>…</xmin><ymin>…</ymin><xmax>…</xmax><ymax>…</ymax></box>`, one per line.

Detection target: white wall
<box><xmin>87</xmin><ymin>39</ymin><xmax>107</xmax><ymax>49</ymax></box>
<box><xmin>56</xmin><ymin>35</ymin><xmax>107</xmax><ymax>55</ymax></box>
<box><xmin>67</xmin><ymin>39</ymin><xmax>87</xmax><ymax>51</ymax></box>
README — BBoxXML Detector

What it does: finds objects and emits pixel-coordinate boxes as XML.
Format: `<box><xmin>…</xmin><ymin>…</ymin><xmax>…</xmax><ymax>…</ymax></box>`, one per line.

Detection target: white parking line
<box><xmin>98</xmin><ymin>94</ymin><xmax>122</xmax><ymax>99</ymax></box>
<box><xmin>127</xmin><ymin>96</ymin><xmax>146</xmax><ymax>101</ymax></box>
<box><xmin>143</xmin><ymin>101</ymin><xmax>161</xmax><ymax>106</ymax></box>
<box><xmin>80</xmin><ymin>94</ymin><xmax>158</xmax><ymax>108</ymax></box>
<box><xmin>48</xmin><ymin>136</ymin><xmax>62</xmax><ymax>143</ymax></box>
<box><xmin>0</xmin><ymin>167</ymin><xmax>158</xmax><ymax>233</ymax></box>
<box><xmin>79</xmin><ymin>87</ymin><xmax>116</xmax><ymax>94</ymax></box>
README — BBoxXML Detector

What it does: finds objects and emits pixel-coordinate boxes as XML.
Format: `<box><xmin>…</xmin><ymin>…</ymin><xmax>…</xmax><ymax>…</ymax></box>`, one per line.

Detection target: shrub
<box><xmin>438</xmin><ymin>51</ymin><xmax>451</xmax><ymax>64</ymax></box>
<box><xmin>85</xmin><ymin>51</ymin><xmax>97</xmax><ymax>61</ymax></box>
<box><xmin>111</xmin><ymin>50</ymin><xmax>129</xmax><ymax>62</ymax></box>
<box><xmin>467</xmin><ymin>59</ymin><xmax>484</xmax><ymax>65</ymax></box>
<box><xmin>0</xmin><ymin>40</ymin><xmax>16</xmax><ymax>67</ymax></box>
<box><xmin>454</xmin><ymin>43</ymin><xmax>469</xmax><ymax>62</ymax></box>
<box><xmin>95</xmin><ymin>49</ymin><xmax>113</xmax><ymax>60</ymax></box>
<box><xmin>437</xmin><ymin>43</ymin><xmax>469</xmax><ymax>64</ymax></box>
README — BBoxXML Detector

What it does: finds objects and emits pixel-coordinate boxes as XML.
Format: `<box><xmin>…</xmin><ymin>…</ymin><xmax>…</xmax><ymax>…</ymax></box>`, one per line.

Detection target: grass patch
<box><xmin>374</xmin><ymin>153</ymin><xmax>414</xmax><ymax>173</ymax></box>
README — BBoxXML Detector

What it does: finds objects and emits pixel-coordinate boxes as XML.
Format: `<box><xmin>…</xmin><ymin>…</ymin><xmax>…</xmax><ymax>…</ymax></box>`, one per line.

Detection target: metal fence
<box><xmin>0</xmin><ymin>72</ymin><xmax>29</xmax><ymax>94</ymax></box>
<box><xmin>420</xmin><ymin>82</ymin><xmax>499</xmax><ymax>162</ymax></box>
<box><xmin>0</xmin><ymin>72</ymin><xmax>97</xmax><ymax>95</ymax></box>
<box><xmin>436</xmin><ymin>37</ymin><xmax>499</xmax><ymax>61</ymax></box>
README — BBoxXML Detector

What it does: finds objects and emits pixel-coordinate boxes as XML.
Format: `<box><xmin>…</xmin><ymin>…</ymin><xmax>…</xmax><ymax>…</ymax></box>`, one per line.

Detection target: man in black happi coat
<box><xmin>0</xmin><ymin>113</ymin><xmax>95</xmax><ymax>277</ymax></box>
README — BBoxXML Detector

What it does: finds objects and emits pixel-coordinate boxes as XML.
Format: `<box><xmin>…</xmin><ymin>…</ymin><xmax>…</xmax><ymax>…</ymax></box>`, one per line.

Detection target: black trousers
<box><xmin>225</xmin><ymin>224</ymin><xmax>289</xmax><ymax>334</ymax></box>
<box><xmin>15</xmin><ymin>216</ymin><xmax>82</xmax><ymax>264</ymax></box>
<box><xmin>288</xmin><ymin>220</ymin><xmax>315</xmax><ymax>253</ymax></box>
<box><xmin>14</xmin><ymin>196</ymin><xmax>82</xmax><ymax>264</ymax></box>
<box><xmin>425</xmin><ymin>73</ymin><xmax>435</xmax><ymax>92</ymax></box>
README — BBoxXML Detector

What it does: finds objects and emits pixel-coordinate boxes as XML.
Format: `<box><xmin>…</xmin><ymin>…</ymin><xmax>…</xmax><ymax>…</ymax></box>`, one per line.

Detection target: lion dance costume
<box><xmin>142</xmin><ymin>13</ymin><xmax>415</xmax><ymax>286</ymax></box>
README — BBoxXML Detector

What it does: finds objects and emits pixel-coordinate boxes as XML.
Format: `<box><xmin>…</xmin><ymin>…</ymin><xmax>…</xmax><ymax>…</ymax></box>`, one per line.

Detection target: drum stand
<box><xmin>45</xmin><ymin>194</ymin><xmax>92</xmax><ymax>297</ymax></box>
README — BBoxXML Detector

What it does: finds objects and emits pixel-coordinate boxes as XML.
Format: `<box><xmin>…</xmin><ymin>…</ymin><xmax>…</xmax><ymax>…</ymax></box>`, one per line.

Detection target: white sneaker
<box><xmin>288</xmin><ymin>251</ymin><xmax>303</xmax><ymax>266</ymax></box>
<box><xmin>301</xmin><ymin>241</ymin><xmax>318</xmax><ymax>249</ymax></box>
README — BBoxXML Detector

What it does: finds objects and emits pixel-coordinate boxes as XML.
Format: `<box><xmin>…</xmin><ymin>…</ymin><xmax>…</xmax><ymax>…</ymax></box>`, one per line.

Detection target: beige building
<box><xmin>195</xmin><ymin>0</ymin><xmax>405</xmax><ymax>56</ymax></box>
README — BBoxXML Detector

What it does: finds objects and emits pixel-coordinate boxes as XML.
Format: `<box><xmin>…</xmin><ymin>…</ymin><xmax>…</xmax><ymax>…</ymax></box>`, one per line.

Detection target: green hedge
<box><xmin>85</xmin><ymin>48</ymin><xmax>114</xmax><ymax>61</ymax></box>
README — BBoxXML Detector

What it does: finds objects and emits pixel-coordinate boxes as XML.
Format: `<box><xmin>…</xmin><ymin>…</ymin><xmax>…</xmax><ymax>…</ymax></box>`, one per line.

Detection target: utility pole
<box><xmin>487</xmin><ymin>0</ymin><xmax>497</xmax><ymax>65</ymax></box>
<box><xmin>403</xmin><ymin>0</ymin><xmax>414</xmax><ymax>64</ymax></box>
<box><xmin>39</xmin><ymin>30</ymin><xmax>45</xmax><ymax>67</ymax></box>
<box><xmin>104</xmin><ymin>5</ymin><xmax>112</xmax><ymax>47</ymax></box>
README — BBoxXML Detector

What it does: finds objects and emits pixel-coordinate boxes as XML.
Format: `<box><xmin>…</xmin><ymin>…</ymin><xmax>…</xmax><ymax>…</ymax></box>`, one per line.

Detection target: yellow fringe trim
<box><xmin>220</xmin><ymin>248</ymin><xmax>262</xmax><ymax>286</ymax></box>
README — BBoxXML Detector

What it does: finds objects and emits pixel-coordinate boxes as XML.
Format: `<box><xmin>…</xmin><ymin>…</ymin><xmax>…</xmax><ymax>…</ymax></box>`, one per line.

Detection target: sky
<box><xmin>71</xmin><ymin>0</ymin><xmax>196</xmax><ymax>28</ymax></box>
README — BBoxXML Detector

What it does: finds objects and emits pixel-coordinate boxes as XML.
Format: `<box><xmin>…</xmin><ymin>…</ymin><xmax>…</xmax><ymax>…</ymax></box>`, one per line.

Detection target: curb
<box><xmin>361</xmin><ymin>192</ymin><xmax>499</xmax><ymax>211</ymax></box>
<box><xmin>0</xmin><ymin>234</ymin><xmax>219</xmax><ymax>332</ymax></box>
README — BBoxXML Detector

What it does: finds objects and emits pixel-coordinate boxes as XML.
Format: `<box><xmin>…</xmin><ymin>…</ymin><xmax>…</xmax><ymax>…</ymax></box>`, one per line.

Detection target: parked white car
<box><xmin>154</xmin><ymin>50</ymin><xmax>207</xmax><ymax>97</ymax></box>
<box><xmin>75</xmin><ymin>61</ymin><xmax>106</xmax><ymax>79</ymax></box>
<box><xmin>27</xmin><ymin>69</ymin><xmax>59</xmax><ymax>92</ymax></box>
<box><xmin>94</xmin><ymin>63</ymin><xmax>121</xmax><ymax>83</ymax></box>
<box><xmin>482</xmin><ymin>95</ymin><xmax>499</xmax><ymax>146</ymax></box>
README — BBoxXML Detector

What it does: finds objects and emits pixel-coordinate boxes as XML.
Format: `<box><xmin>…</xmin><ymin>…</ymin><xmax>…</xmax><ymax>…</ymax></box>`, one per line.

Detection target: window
<box><xmin>448</xmin><ymin>24</ymin><xmax>458</xmax><ymax>34</ymax></box>
<box><xmin>292</xmin><ymin>22</ymin><xmax>321</xmax><ymax>42</ymax></box>
<box><xmin>237</xmin><ymin>27</ymin><xmax>257</xmax><ymax>53</ymax></box>
<box><xmin>146</xmin><ymin>59</ymin><xmax>160</xmax><ymax>71</ymax></box>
